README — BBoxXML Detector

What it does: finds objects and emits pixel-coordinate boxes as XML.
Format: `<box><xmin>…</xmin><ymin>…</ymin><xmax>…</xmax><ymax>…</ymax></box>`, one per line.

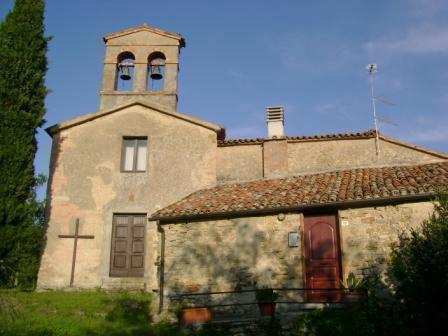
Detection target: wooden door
<box><xmin>303</xmin><ymin>215</ymin><xmax>341</xmax><ymax>302</ymax></box>
<box><xmin>110</xmin><ymin>214</ymin><xmax>146</xmax><ymax>277</ymax></box>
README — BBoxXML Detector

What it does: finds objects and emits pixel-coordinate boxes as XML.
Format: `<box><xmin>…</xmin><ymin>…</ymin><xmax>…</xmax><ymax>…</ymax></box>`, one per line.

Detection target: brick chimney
<box><xmin>266</xmin><ymin>106</ymin><xmax>284</xmax><ymax>138</ymax></box>
<box><xmin>263</xmin><ymin>106</ymin><xmax>288</xmax><ymax>179</ymax></box>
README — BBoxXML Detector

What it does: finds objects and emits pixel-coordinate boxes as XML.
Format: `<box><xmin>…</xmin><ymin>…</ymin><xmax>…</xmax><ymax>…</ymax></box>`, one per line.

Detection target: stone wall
<box><xmin>339</xmin><ymin>201</ymin><xmax>434</xmax><ymax>278</ymax></box>
<box><xmin>216</xmin><ymin>144</ymin><xmax>263</xmax><ymax>184</ymax></box>
<box><xmin>287</xmin><ymin>138</ymin><xmax>444</xmax><ymax>175</ymax></box>
<box><xmin>37</xmin><ymin>104</ymin><xmax>217</xmax><ymax>290</ymax></box>
<box><xmin>217</xmin><ymin>138</ymin><xmax>445</xmax><ymax>183</ymax></box>
<box><xmin>100</xmin><ymin>29</ymin><xmax>181</xmax><ymax>111</ymax></box>
<box><xmin>161</xmin><ymin>201</ymin><xmax>434</xmax><ymax>306</ymax></box>
<box><xmin>163</xmin><ymin>214</ymin><xmax>303</xmax><ymax>296</ymax></box>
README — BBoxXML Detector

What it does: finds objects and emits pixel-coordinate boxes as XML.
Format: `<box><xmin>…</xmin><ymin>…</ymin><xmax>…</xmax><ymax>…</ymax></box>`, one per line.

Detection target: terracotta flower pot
<box><xmin>180</xmin><ymin>307</ymin><xmax>212</xmax><ymax>326</ymax></box>
<box><xmin>258</xmin><ymin>302</ymin><xmax>276</xmax><ymax>316</ymax></box>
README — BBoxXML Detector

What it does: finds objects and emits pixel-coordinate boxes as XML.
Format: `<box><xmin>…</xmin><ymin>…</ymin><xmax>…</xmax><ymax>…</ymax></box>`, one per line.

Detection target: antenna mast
<box><xmin>366</xmin><ymin>63</ymin><xmax>380</xmax><ymax>157</ymax></box>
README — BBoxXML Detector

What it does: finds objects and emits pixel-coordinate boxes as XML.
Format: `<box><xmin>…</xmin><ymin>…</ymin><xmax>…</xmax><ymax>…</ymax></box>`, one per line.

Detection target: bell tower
<box><xmin>100</xmin><ymin>24</ymin><xmax>185</xmax><ymax>111</ymax></box>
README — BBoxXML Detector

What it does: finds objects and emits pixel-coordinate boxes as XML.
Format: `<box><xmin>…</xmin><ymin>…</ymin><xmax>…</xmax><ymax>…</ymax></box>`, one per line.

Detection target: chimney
<box><xmin>266</xmin><ymin>106</ymin><xmax>284</xmax><ymax>138</ymax></box>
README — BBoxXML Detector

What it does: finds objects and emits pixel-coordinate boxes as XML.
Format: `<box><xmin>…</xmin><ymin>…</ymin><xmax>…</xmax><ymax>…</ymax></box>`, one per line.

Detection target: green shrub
<box><xmin>388</xmin><ymin>191</ymin><xmax>448</xmax><ymax>334</ymax></box>
<box><xmin>295</xmin><ymin>272</ymin><xmax>398</xmax><ymax>336</ymax></box>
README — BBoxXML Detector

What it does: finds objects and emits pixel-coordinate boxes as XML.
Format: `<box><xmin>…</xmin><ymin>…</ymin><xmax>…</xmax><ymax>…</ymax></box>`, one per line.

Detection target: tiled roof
<box><xmin>103</xmin><ymin>23</ymin><xmax>185</xmax><ymax>46</ymax></box>
<box><xmin>218</xmin><ymin>130</ymin><xmax>377</xmax><ymax>146</ymax></box>
<box><xmin>151</xmin><ymin>162</ymin><xmax>448</xmax><ymax>221</ymax></box>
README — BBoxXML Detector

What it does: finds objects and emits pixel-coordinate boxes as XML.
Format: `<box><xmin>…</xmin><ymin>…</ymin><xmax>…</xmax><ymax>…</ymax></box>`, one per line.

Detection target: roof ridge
<box><xmin>218</xmin><ymin>129</ymin><xmax>377</xmax><ymax>146</ymax></box>
<box><xmin>103</xmin><ymin>23</ymin><xmax>185</xmax><ymax>46</ymax></box>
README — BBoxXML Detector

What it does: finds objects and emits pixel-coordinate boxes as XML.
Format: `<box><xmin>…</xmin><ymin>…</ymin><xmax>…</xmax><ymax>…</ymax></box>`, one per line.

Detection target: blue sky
<box><xmin>1</xmin><ymin>0</ymin><xmax>448</xmax><ymax>198</ymax></box>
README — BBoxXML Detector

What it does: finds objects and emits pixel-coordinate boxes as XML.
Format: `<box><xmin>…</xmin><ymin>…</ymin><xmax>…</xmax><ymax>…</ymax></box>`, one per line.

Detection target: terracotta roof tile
<box><xmin>218</xmin><ymin>130</ymin><xmax>377</xmax><ymax>146</ymax></box>
<box><xmin>151</xmin><ymin>162</ymin><xmax>448</xmax><ymax>221</ymax></box>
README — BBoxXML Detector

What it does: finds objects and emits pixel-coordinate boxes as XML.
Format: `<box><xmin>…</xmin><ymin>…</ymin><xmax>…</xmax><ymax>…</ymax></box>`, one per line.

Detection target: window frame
<box><xmin>120</xmin><ymin>136</ymin><xmax>148</xmax><ymax>173</ymax></box>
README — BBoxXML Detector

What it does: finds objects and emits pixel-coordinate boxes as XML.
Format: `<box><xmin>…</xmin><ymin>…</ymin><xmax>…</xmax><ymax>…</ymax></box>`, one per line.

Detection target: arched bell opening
<box><xmin>147</xmin><ymin>52</ymin><xmax>166</xmax><ymax>92</ymax></box>
<box><xmin>115</xmin><ymin>52</ymin><xmax>135</xmax><ymax>91</ymax></box>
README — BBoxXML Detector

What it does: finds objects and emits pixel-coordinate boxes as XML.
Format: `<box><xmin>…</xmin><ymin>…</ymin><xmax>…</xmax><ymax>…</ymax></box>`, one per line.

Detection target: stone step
<box><xmin>101</xmin><ymin>277</ymin><xmax>147</xmax><ymax>291</ymax></box>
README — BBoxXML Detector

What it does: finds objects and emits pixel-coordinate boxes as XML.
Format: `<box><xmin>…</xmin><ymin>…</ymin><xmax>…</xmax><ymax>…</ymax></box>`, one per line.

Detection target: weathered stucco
<box><xmin>216</xmin><ymin>144</ymin><xmax>263</xmax><ymax>184</ymax></box>
<box><xmin>38</xmin><ymin>104</ymin><xmax>217</xmax><ymax>289</ymax></box>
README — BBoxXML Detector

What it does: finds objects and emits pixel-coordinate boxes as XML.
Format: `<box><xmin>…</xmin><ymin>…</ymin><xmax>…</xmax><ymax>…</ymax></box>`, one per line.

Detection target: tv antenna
<box><xmin>366</xmin><ymin>63</ymin><xmax>380</xmax><ymax>157</ymax></box>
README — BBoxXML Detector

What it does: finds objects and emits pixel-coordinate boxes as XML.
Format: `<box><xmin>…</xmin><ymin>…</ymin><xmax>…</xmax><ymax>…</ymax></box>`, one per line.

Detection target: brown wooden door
<box><xmin>110</xmin><ymin>214</ymin><xmax>146</xmax><ymax>277</ymax></box>
<box><xmin>303</xmin><ymin>215</ymin><xmax>341</xmax><ymax>302</ymax></box>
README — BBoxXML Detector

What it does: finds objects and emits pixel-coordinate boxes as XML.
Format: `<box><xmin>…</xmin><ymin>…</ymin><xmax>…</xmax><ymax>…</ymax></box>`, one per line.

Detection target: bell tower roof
<box><xmin>103</xmin><ymin>23</ymin><xmax>185</xmax><ymax>47</ymax></box>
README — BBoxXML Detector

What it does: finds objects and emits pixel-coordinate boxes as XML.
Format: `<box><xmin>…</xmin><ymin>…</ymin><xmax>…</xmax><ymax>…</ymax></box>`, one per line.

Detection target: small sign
<box><xmin>288</xmin><ymin>232</ymin><xmax>300</xmax><ymax>247</ymax></box>
<box><xmin>341</xmin><ymin>220</ymin><xmax>349</xmax><ymax>227</ymax></box>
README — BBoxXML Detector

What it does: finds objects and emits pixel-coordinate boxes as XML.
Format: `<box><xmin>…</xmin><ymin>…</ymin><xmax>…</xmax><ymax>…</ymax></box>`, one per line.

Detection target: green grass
<box><xmin>0</xmin><ymin>289</ymin><xmax>180</xmax><ymax>336</ymax></box>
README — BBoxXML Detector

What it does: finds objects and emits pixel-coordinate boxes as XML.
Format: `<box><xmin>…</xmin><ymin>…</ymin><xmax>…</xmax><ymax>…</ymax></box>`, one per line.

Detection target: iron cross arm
<box><xmin>58</xmin><ymin>234</ymin><xmax>94</xmax><ymax>239</ymax></box>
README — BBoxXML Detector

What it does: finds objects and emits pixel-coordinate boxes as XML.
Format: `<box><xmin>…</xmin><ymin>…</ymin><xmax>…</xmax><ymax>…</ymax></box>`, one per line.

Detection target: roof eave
<box><xmin>103</xmin><ymin>24</ymin><xmax>185</xmax><ymax>47</ymax></box>
<box><xmin>150</xmin><ymin>193</ymin><xmax>435</xmax><ymax>223</ymax></box>
<box><xmin>45</xmin><ymin>100</ymin><xmax>224</xmax><ymax>137</ymax></box>
<box><xmin>379</xmin><ymin>135</ymin><xmax>448</xmax><ymax>159</ymax></box>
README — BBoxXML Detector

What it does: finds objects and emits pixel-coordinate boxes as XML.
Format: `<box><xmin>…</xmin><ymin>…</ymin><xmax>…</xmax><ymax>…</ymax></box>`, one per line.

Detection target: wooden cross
<box><xmin>58</xmin><ymin>218</ymin><xmax>94</xmax><ymax>287</ymax></box>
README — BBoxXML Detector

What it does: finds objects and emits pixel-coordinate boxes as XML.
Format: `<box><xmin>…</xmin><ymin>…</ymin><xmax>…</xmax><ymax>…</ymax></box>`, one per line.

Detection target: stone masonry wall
<box><xmin>162</xmin><ymin>201</ymin><xmax>434</xmax><ymax>307</ymax></box>
<box><xmin>339</xmin><ymin>201</ymin><xmax>434</xmax><ymax>278</ymax></box>
<box><xmin>217</xmin><ymin>138</ymin><xmax>445</xmax><ymax>184</ymax></box>
<box><xmin>217</xmin><ymin>144</ymin><xmax>263</xmax><ymax>184</ymax></box>
<box><xmin>163</xmin><ymin>214</ymin><xmax>303</xmax><ymax>304</ymax></box>
<box><xmin>287</xmin><ymin>138</ymin><xmax>444</xmax><ymax>175</ymax></box>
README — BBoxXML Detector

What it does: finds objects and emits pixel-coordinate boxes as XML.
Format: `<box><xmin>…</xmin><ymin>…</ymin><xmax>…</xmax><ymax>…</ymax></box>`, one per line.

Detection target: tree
<box><xmin>0</xmin><ymin>0</ymin><xmax>49</xmax><ymax>288</ymax></box>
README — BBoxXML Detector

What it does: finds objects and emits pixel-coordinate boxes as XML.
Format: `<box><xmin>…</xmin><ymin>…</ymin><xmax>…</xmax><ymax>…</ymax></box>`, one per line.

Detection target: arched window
<box><xmin>147</xmin><ymin>52</ymin><xmax>166</xmax><ymax>92</ymax></box>
<box><xmin>115</xmin><ymin>52</ymin><xmax>135</xmax><ymax>91</ymax></box>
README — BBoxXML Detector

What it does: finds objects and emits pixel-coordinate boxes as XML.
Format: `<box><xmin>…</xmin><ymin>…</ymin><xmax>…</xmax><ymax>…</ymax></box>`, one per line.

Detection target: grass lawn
<box><xmin>0</xmin><ymin>289</ymin><xmax>180</xmax><ymax>336</ymax></box>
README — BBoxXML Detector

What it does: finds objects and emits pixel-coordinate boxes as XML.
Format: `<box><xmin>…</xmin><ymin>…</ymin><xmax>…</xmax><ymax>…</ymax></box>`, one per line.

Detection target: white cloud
<box><xmin>270</xmin><ymin>32</ymin><xmax>357</xmax><ymax>72</ymax></box>
<box><xmin>409</xmin><ymin>0</ymin><xmax>446</xmax><ymax>18</ymax></box>
<box><xmin>313</xmin><ymin>102</ymin><xmax>357</xmax><ymax>122</ymax></box>
<box><xmin>365</xmin><ymin>25</ymin><xmax>448</xmax><ymax>54</ymax></box>
<box><xmin>409</xmin><ymin>127</ymin><xmax>448</xmax><ymax>142</ymax></box>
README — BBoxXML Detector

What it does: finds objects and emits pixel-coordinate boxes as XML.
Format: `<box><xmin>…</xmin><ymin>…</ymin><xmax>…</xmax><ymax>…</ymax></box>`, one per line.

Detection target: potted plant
<box><xmin>340</xmin><ymin>272</ymin><xmax>363</xmax><ymax>303</ymax></box>
<box><xmin>255</xmin><ymin>288</ymin><xmax>279</xmax><ymax>316</ymax></box>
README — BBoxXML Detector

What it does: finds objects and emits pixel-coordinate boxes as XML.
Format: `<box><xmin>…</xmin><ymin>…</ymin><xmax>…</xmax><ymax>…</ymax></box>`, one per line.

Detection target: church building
<box><xmin>37</xmin><ymin>24</ymin><xmax>448</xmax><ymax>312</ymax></box>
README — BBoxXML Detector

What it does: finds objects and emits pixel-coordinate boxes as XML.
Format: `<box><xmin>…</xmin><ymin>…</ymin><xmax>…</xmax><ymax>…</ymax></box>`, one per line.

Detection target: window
<box><xmin>115</xmin><ymin>52</ymin><xmax>135</xmax><ymax>91</ymax></box>
<box><xmin>121</xmin><ymin>137</ymin><xmax>147</xmax><ymax>172</ymax></box>
<box><xmin>147</xmin><ymin>52</ymin><xmax>166</xmax><ymax>92</ymax></box>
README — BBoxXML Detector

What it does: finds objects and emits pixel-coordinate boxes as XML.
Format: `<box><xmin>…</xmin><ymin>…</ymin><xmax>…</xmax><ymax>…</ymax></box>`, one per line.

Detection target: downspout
<box><xmin>157</xmin><ymin>221</ymin><xmax>165</xmax><ymax>314</ymax></box>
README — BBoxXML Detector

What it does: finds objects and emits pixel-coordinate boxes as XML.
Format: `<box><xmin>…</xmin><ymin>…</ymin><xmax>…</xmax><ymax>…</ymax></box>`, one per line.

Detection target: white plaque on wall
<box><xmin>288</xmin><ymin>232</ymin><xmax>300</xmax><ymax>247</ymax></box>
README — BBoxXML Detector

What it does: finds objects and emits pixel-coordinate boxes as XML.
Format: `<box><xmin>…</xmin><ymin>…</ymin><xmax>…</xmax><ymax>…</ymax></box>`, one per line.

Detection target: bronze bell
<box><xmin>118</xmin><ymin>61</ymin><xmax>133</xmax><ymax>81</ymax></box>
<box><xmin>150</xmin><ymin>58</ymin><xmax>165</xmax><ymax>80</ymax></box>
